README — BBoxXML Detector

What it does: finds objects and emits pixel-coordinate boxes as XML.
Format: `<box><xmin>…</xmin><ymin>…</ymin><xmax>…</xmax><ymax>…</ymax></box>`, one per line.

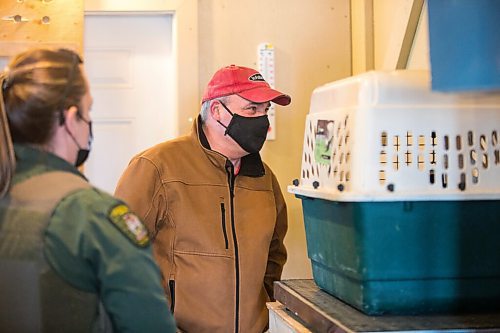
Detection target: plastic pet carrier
<box><xmin>289</xmin><ymin>70</ymin><xmax>500</xmax><ymax>315</ymax></box>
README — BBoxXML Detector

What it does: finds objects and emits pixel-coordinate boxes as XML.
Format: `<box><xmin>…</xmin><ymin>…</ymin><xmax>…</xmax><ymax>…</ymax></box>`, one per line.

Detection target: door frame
<box><xmin>84</xmin><ymin>0</ymin><xmax>199</xmax><ymax>136</ymax></box>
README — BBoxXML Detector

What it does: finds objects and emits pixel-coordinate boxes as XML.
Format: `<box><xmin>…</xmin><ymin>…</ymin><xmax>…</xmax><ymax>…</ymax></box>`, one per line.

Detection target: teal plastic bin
<box><xmin>298</xmin><ymin>196</ymin><xmax>500</xmax><ymax>315</ymax></box>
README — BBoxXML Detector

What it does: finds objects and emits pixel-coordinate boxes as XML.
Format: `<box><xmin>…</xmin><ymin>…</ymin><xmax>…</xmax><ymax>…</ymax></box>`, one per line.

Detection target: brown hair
<box><xmin>0</xmin><ymin>48</ymin><xmax>85</xmax><ymax>198</ymax></box>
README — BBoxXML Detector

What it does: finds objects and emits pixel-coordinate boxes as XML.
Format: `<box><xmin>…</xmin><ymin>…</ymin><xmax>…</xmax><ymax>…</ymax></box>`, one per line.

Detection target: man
<box><xmin>115</xmin><ymin>65</ymin><xmax>290</xmax><ymax>332</ymax></box>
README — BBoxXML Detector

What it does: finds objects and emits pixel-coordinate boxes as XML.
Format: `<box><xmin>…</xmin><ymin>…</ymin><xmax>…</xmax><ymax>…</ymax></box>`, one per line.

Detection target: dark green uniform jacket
<box><xmin>0</xmin><ymin>144</ymin><xmax>176</xmax><ymax>333</ymax></box>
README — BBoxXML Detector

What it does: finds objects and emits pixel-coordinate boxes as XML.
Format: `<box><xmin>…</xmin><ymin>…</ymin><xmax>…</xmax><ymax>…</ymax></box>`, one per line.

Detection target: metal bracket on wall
<box><xmin>396</xmin><ymin>0</ymin><xmax>425</xmax><ymax>69</ymax></box>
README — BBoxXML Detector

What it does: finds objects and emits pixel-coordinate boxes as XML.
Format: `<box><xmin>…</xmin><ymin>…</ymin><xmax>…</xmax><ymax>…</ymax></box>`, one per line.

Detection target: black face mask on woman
<box><xmin>217</xmin><ymin>101</ymin><xmax>270</xmax><ymax>154</ymax></box>
<box><xmin>75</xmin><ymin>141</ymin><xmax>91</xmax><ymax>167</ymax></box>
<box><xmin>64</xmin><ymin>112</ymin><xmax>93</xmax><ymax>167</ymax></box>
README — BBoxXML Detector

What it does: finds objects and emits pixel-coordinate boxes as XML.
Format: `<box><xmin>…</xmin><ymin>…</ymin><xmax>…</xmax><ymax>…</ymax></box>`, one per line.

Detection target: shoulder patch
<box><xmin>108</xmin><ymin>204</ymin><xmax>150</xmax><ymax>247</ymax></box>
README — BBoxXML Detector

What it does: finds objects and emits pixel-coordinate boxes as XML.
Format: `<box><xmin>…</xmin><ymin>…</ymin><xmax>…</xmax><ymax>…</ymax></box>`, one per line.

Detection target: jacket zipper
<box><xmin>168</xmin><ymin>280</ymin><xmax>175</xmax><ymax>313</ymax></box>
<box><xmin>226</xmin><ymin>162</ymin><xmax>240</xmax><ymax>333</ymax></box>
<box><xmin>220</xmin><ymin>203</ymin><xmax>229</xmax><ymax>249</ymax></box>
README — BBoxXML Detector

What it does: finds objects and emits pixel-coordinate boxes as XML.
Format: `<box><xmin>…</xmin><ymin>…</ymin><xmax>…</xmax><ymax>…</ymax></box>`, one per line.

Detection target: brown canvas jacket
<box><xmin>115</xmin><ymin>117</ymin><xmax>287</xmax><ymax>333</ymax></box>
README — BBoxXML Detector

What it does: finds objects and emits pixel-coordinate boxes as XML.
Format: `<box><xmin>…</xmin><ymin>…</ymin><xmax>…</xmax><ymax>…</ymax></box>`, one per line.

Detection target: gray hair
<box><xmin>199</xmin><ymin>96</ymin><xmax>229</xmax><ymax>124</ymax></box>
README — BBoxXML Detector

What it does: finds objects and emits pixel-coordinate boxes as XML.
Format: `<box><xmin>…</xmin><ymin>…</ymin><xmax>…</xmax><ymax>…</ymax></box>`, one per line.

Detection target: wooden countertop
<box><xmin>274</xmin><ymin>279</ymin><xmax>500</xmax><ymax>333</ymax></box>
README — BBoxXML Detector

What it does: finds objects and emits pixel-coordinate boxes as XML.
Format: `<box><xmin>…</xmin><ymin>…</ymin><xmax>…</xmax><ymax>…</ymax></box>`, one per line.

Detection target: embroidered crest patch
<box><xmin>108</xmin><ymin>204</ymin><xmax>150</xmax><ymax>247</ymax></box>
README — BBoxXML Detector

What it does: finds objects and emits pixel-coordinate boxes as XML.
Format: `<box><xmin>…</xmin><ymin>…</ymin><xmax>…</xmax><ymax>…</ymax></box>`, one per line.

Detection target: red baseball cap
<box><xmin>201</xmin><ymin>65</ymin><xmax>291</xmax><ymax>106</ymax></box>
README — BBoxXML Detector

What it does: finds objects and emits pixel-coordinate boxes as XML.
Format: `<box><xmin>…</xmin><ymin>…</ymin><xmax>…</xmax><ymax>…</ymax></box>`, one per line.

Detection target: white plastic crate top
<box><xmin>288</xmin><ymin>70</ymin><xmax>500</xmax><ymax>202</ymax></box>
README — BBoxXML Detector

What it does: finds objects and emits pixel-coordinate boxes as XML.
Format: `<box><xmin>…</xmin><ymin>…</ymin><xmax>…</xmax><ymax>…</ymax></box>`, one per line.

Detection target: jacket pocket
<box><xmin>220</xmin><ymin>203</ymin><xmax>229</xmax><ymax>249</ymax></box>
<box><xmin>169</xmin><ymin>280</ymin><xmax>176</xmax><ymax>313</ymax></box>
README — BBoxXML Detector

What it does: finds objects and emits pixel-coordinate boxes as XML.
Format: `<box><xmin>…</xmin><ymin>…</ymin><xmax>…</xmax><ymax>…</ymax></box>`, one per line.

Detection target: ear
<box><xmin>209</xmin><ymin>100</ymin><xmax>221</xmax><ymax>121</ymax></box>
<box><xmin>62</xmin><ymin>106</ymin><xmax>80</xmax><ymax>131</ymax></box>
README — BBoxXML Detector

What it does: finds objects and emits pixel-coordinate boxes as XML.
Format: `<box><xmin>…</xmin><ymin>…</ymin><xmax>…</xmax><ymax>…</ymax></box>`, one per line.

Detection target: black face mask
<box><xmin>217</xmin><ymin>101</ymin><xmax>270</xmax><ymax>154</ymax></box>
<box><xmin>65</xmin><ymin>113</ymin><xmax>93</xmax><ymax>167</ymax></box>
<box><xmin>75</xmin><ymin>148</ymin><xmax>90</xmax><ymax>168</ymax></box>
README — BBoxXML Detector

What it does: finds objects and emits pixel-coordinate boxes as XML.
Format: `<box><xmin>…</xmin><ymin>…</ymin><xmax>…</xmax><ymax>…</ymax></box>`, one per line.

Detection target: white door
<box><xmin>84</xmin><ymin>14</ymin><xmax>175</xmax><ymax>193</ymax></box>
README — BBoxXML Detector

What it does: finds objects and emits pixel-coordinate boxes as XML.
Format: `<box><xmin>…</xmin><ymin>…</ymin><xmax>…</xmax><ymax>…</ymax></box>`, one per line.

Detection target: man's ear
<box><xmin>209</xmin><ymin>100</ymin><xmax>221</xmax><ymax>121</ymax></box>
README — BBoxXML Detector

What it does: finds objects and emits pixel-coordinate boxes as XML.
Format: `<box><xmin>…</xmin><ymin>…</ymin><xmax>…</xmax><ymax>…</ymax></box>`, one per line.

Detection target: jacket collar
<box><xmin>12</xmin><ymin>144</ymin><xmax>86</xmax><ymax>184</ymax></box>
<box><xmin>193</xmin><ymin>115</ymin><xmax>265</xmax><ymax>177</ymax></box>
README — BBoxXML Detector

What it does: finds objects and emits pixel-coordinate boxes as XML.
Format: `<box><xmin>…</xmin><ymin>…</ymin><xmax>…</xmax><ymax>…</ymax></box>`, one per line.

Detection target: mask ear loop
<box><xmin>218</xmin><ymin>100</ymin><xmax>234</xmax><ymax>116</ymax></box>
<box><xmin>76</xmin><ymin>109</ymin><xmax>93</xmax><ymax>148</ymax></box>
<box><xmin>216</xmin><ymin>100</ymin><xmax>234</xmax><ymax>135</ymax></box>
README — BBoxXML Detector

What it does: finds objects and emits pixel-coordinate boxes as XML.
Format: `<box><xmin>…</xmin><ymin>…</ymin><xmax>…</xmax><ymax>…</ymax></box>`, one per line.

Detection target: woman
<box><xmin>0</xmin><ymin>48</ymin><xmax>176</xmax><ymax>332</ymax></box>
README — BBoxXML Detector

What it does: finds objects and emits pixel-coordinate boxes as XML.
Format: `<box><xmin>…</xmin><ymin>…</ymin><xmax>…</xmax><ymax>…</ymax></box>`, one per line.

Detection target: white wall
<box><xmin>374</xmin><ymin>0</ymin><xmax>429</xmax><ymax>70</ymax></box>
<box><xmin>352</xmin><ymin>0</ymin><xmax>430</xmax><ymax>74</ymax></box>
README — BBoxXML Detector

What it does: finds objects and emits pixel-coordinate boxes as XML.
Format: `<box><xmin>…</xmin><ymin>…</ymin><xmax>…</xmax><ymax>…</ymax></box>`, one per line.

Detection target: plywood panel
<box><xmin>0</xmin><ymin>0</ymin><xmax>83</xmax><ymax>56</ymax></box>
